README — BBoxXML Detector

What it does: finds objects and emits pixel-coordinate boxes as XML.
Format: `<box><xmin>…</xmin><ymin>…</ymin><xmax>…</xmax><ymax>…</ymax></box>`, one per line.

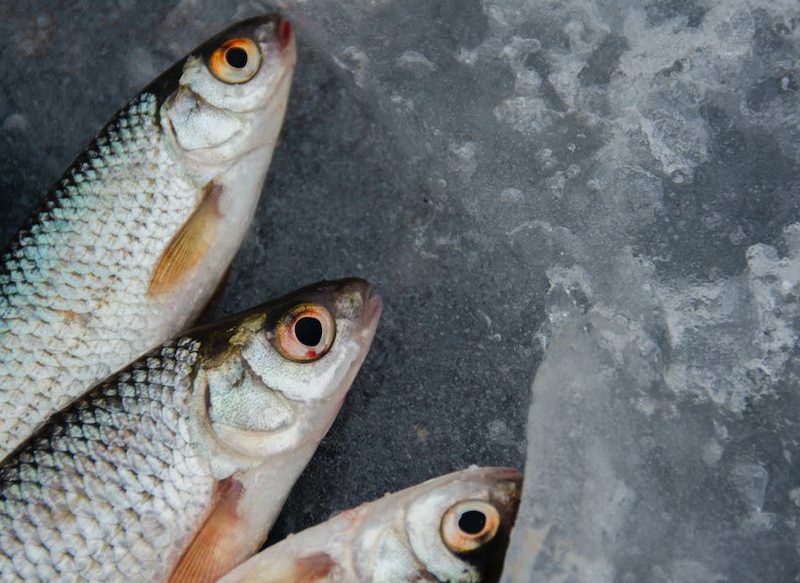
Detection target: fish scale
<box><xmin>0</xmin><ymin>337</ymin><xmax>213</xmax><ymax>582</ymax></box>
<box><xmin>0</xmin><ymin>16</ymin><xmax>298</xmax><ymax>459</ymax></box>
<box><xmin>0</xmin><ymin>93</ymin><xmax>199</xmax><ymax>456</ymax></box>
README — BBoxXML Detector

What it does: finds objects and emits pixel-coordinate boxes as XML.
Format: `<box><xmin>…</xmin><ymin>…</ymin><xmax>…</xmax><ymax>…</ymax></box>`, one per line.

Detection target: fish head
<box><xmin>356</xmin><ymin>467</ymin><xmax>522</xmax><ymax>582</ymax></box>
<box><xmin>156</xmin><ymin>15</ymin><xmax>296</xmax><ymax>170</ymax></box>
<box><xmin>213</xmin><ymin>468</ymin><xmax>521</xmax><ymax>583</ymax></box>
<box><xmin>191</xmin><ymin>278</ymin><xmax>381</xmax><ymax>472</ymax></box>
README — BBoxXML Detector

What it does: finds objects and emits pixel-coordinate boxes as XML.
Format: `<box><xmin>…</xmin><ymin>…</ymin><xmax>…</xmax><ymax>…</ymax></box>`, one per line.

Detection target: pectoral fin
<box><xmin>168</xmin><ymin>476</ymin><xmax>247</xmax><ymax>583</ymax></box>
<box><xmin>219</xmin><ymin>553</ymin><xmax>336</xmax><ymax>583</ymax></box>
<box><xmin>149</xmin><ymin>180</ymin><xmax>223</xmax><ymax>297</ymax></box>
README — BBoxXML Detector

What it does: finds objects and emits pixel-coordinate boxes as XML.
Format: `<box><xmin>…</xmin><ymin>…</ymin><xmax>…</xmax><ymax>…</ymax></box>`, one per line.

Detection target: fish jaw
<box><xmin>160</xmin><ymin>58</ymin><xmax>294</xmax><ymax>174</ymax></box>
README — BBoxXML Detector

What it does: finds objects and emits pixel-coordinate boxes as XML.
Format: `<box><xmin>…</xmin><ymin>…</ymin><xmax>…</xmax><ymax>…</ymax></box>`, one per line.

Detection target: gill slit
<box><xmin>402</xmin><ymin>527</ymin><xmax>449</xmax><ymax>583</ymax></box>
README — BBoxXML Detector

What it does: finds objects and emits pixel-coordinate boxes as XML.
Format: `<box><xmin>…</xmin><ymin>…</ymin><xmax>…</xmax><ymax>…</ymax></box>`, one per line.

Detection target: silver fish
<box><xmin>0</xmin><ymin>278</ymin><xmax>382</xmax><ymax>583</ymax></box>
<box><xmin>0</xmin><ymin>16</ymin><xmax>296</xmax><ymax>456</ymax></box>
<box><xmin>217</xmin><ymin>466</ymin><xmax>521</xmax><ymax>583</ymax></box>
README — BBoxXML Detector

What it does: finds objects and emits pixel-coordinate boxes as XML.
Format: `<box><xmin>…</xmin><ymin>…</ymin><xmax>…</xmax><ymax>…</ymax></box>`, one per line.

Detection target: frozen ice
<box><xmin>0</xmin><ymin>0</ymin><xmax>799</xmax><ymax>580</ymax></box>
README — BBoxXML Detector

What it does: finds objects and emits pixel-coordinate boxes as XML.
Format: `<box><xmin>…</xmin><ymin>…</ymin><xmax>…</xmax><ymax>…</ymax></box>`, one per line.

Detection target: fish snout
<box><xmin>361</xmin><ymin>283</ymin><xmax>383</xmax><ymax>331</ymax></box>
<box><xmin>488</xmin><ymin>467</ymin><xmax>523</xmax><ymax>523</ymax></box>
<box><xmin>277</xmin><ymin>17</ymin><xmax>293</xmax><ymax>51</ymax></box>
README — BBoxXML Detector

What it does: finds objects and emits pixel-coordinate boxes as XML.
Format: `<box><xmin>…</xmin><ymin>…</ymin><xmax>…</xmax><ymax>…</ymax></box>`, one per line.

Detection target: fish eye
<box><xmin>226</xmin><ymin>47</ymin><xmax>248</xmax><ymax>68</ymax></box>
<box><xmin>274</xmin><ymin>304</ymin><xmax>335</xmax><ymax>362</ymax></box>
<box><xmin>441</xmin><ymin>501</ymin><xmax>500</xmax><ymax>554</ymax></box>
<box><xmin>209</xmin><ymin>38</ymin><xmax>262</xmax><ymax>84</ymax></box>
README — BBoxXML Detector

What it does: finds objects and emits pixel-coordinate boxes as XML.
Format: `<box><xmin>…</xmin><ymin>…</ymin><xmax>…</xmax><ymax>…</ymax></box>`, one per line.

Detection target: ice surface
<box><xmin>1</xmin><ymin>0</ymin><xmax>799</xmax><ymax>580</ymax></box>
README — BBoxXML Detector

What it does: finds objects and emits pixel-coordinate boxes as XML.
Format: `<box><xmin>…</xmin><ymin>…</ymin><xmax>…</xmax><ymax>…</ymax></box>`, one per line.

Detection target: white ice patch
<box><xmin>333</xmin><ymin>46</ymin><xmax>369</xmax><ymax>87</ymax></box>
<box><xmin>494</xmin><ymin>96</ymin><xmax>557</xmax><ymax>135</ymax></box>
<box><xmin>447</xmin><ymin>141</ymin><xmax>478</xmax><ymax>180</ymax></box>
<box><xmin>658</xmin><ymin>223</ymin><xmax>800</xmax><ymax>412</ymax></box>
<box><xmin>396</xmin><ymin>50</ymin><xmax>437</xmax><ymax>71</ymax></box>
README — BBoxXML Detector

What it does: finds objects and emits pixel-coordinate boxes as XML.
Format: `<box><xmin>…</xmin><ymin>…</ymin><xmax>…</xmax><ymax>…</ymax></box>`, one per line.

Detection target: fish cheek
<box><xmin>206</xmin><ymin>356</ymin><xmax>294</xmax><ymax>434</ymax></box>
<box><xmin>356</xmin><ymin>523</ymin><xmax>424</xmax><ymax>581</ymax></box>
<box><xmin>166</xmin><ymin>84</ymin><xmax>244</xmax><ymax>151</ymax></box>
<box><xmin>148</xmin><ymin>180</ymin><xmax>223</xmax><ymax>297</ymax></box>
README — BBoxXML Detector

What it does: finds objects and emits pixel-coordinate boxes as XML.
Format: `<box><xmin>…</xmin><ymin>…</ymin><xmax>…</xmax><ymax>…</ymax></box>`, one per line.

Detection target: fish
<box><xmin>0</xmin><ymin>15</ymin><xmax>297</xmax><ymax>456</ymax></box>
<box><xmin>0</xmin><ymin>278</ymin><xmax>382</xmax><ymax>583</ymax></box>
<box><xmin>217</xmin><ymin>466</ymin><xmax>521</xmax><ymax>583</ymax></box>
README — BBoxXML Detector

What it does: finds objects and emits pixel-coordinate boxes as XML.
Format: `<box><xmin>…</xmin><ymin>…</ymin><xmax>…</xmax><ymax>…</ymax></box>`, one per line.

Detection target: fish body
<box><xmin>218</xmin><ymin>467</ymin><xmax>521</xmax><ymax>583</ymax></box>
<box><xmin>0</xmin><ymin>16</ymin><xmax>296</xmax><ymax>456</ymax></box>
<box><xmin>0</xmin><ymin>278</ymin><xmax>382</xmax><ymax>582</ymax></box>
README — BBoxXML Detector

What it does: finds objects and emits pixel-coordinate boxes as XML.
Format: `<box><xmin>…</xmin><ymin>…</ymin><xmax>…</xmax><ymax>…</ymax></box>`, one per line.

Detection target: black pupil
<box><xmin>295</xmin><ymin>317</ymin><xmax>323</xmax><ymax>347</ymax></box>
<box><xmin>226</xmin><ymin>47</ymin><xmax>248</xmax><ymax>69</ymax></box>
<box><xmin>459</xmin><ymin>510</ymin><xmax>487</xmax><ymax>535</ymax></box>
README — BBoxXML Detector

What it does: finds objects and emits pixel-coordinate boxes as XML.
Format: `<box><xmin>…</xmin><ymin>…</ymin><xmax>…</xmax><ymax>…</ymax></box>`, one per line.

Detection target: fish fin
<box><xmin>292</xmin><ymin>553</ymin><xmax>337</xmax><ymax>581</ymax></box>
<box><xmin>168</xmin><ymin>476</ymin><xmax>247</xmax><ymax>583</ymax></box>
<box><xmin>224</xmin><ymin>553</ymin><xmax>337</xmax><ymax>583</ymax></box>
<box><xmin>148</xmin><ymin>180</ymin><xmax>223</xmax><ymax>297</ymax></box>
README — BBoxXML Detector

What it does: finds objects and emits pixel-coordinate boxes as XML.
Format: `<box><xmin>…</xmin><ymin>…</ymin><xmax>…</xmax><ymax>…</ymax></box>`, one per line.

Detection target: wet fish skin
<box><xmin>217</xmin><ymin>467</ymin><xmax>522</xmax><ymax>583</ymax></box>
<box><xmin>0</xmin><ymin>16</ymin><xmax>296</xmax><ymax>457</ymax></box>
<box><xmin>0</xmin><ymin>278</ymin><xmax>382</xmax><ymax>583</ymax></box>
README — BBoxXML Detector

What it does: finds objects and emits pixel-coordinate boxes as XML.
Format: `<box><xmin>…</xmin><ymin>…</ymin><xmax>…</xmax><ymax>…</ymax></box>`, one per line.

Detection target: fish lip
<box><xmin>277</xmin><ymin>17</ymin><xmax>293</xmax><ymax>51</ymax></box>
<box><xmin>326</xmin><ymin>281</ymin><xmax>381</xmax><ymax>408</ymax></box>
<box><xmin>353</xmin><ymin>283</ymin><xmax>382</xmax><ymax>367</ymax></box>
<box><xmin>352</xmin><ymin>282</ymin><xmax>382</xmax><ymax>360</ymax></box>
<box><xmin>362</xmin><ymin>287</ymin><xmax>383</xmax><ymax>329</ymax></box>
<box><xmin>333</xmin><ymin>277</ymin><xmax>381</xmax><ymax>337</ymax></box>
<box><xmin>487</xmin><ymin>467</ymin><xmax>523</xmax><ymax>499</ymax></box>
<box><xmin>483</xmin><ymin>467</ymin><xmax>523</xmax><ymax>482</ymax></box>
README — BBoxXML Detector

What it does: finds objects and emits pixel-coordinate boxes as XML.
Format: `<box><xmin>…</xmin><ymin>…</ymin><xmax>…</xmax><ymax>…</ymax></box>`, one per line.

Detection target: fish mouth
<box><xmin>277</xmin><ymin>17</ymin><xmax>293</xmax><ymax>51</ymax></box>
<box><xmin>326</xmin><ymin>277</ymin><xmax>382</xmax><ymax>344</ymax></box>
<box><xmin>361</xmin><ymin>286</ymin><xmax>383</xmax><ymax>334</ymax></box>
<box><xmin>484</xmin><ymin>467</ymin><xmax>523</xmax><ymax>483</ymax></box>
<box><xmin>353</xmin><ymin>282</ymin><xmax>382</xmax><ymax>361</ymax></box>
<box><xmin>485</xmin><ymin>466</ymin><xmax>523</xmax><ymax>504</ymax></box>
<box><xmin>485</xmin><ymin>467</ymin><xmax>522</xmax><ymax>546</ymax></box>
<box><xmin>324</xmin><ymin>280</ymin><xmax>381</xmax><ymax>408</ymax></box>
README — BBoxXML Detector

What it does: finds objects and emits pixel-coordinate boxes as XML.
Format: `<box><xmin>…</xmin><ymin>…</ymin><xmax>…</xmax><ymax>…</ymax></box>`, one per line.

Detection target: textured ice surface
<box><xmin>1</xmin><ymin>0</ymin><xmax>799</xmax><ymax>581</ymax></box>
